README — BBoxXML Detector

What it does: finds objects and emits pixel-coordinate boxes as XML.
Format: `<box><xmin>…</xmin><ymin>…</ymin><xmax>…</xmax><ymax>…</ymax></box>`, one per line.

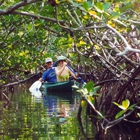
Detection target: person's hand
<box><xmin>75</xmin><ymin>72</ymin><xmax>78</xmax><ymax>77</ymax></box>
<box><xmin>39</xmin><ymin>78</ymin><xmax>43</xmax><ymax>82</ymax></box>
<box><xmin>63</xmin><ymin>61</ymin><xmax>67</xmax><ymax>66</ymax></box>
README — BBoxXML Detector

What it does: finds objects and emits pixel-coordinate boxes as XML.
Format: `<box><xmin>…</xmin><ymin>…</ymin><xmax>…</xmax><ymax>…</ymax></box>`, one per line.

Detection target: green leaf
<box><xmin>84</xmin><ymin>81</ymin><xmax>94</xmax><ymax>92</ymax></box>
<box><xmin>128</xmin><ymin>103</ymin><xmax>137</xmax><ymax>110</ymax></box>
<box><xmin>115</xmin><ymin>110</ymin><xmax>125</xmax><ymax>119</ymax></box>
<box><xmin>92</xmin><ymin>86</ymin><xmax>100</xmax><ymax>93</ymax></box>
<box><xmin>83</xmin><ymin>2</ymin><xmax>89</xmax><ymax>11</ymax></box>
<box><xmin>111</xmin><ymin>11</ymin><xmax>120</xmax><ymax>18</ymax></box>
<box><xmin>104</xmin><ymin>2</ymin><xmax>110</xmax><ymax>10</ymax></box>
<box><xmin>94</xmin><ymin>2</ymin><xmax>104</xmax><ymax>13</ymax></box>
<box><xmin>119</xmin><ymin>3</ymin><xmax>133</xmax><ymax>13</ymax></box>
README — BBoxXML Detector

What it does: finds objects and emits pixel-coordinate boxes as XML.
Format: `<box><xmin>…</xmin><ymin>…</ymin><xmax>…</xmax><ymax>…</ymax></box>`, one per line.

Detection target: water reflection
<box><xmin>0</xmin><ymin>85</ymin><xmax>80</xmax><ymax>140</ymax></box>
<box><xmin>43</xmin><ymin>92</ymin><xmax>78</xmax><ymax>119</ymax></box>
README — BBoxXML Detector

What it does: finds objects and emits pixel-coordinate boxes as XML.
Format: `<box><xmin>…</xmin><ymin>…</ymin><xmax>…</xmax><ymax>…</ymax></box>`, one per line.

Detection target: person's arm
<box><xmin>69</xmin><ymin>69</ymin><xmax>78</xmax><ymax>79</ymax></box>
<box><xmin>67</xmin><ymin>66</ymin><xmax>78</xmax><ymax>77</ymax></box>
<box><xmin>39</xmin><ymin>68</ymin><xmax>50</xmax><ymax>82</ymax></box>
<box><xmin>55</xmin><ymin>62</ymin><xmax>67</xmax><ymax>76</ymax></box>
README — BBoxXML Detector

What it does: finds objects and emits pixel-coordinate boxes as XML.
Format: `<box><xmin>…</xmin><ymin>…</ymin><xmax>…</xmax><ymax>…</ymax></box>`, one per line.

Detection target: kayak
<box><xmin>41</xmin><ymin>80</ymin><xmax>79</xmax><ymax>95</ymax></box>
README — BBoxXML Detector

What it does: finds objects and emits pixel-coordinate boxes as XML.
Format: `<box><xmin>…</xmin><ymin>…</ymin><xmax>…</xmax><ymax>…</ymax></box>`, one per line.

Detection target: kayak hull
<box><xmin>41</xmin><ymin>80</ymin><xmax>78</xmax><ymax>95</ymax></box>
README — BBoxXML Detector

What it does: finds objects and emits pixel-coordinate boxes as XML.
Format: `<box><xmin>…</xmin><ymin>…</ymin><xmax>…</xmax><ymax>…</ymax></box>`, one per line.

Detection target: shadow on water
<box><xmin>0</xmin><ymin>82</ymin><xmax>87</xmax><ymax>140</ymax></box>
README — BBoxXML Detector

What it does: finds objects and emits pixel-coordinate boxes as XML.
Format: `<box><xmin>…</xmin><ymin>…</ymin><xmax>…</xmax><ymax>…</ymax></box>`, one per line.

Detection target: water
<box><xmin>0</xmin><ymin>84</ymin><xmax>81</xmax><ymax>140</ymax></box>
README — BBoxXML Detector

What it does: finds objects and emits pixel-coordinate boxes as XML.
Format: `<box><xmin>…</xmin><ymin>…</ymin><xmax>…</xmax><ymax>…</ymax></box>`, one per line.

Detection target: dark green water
<box><xmin>0</xmin><ymin>84</ymin><xmax>81</xmax><ymax>140</ymax></box>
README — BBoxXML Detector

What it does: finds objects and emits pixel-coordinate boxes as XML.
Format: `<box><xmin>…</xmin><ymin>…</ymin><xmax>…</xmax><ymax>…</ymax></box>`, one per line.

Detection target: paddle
<box><xmin>29</xmin><ymin>80</ymin><xmax>42</xmax><ymax>98</ymax></box>
<box><xmin>65</xmin><ymin>64</ymin><xmax>85</xmax><ymax>84</ymax></box>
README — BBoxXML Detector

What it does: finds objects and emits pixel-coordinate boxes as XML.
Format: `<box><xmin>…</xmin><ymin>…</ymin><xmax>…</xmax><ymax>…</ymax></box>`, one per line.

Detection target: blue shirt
<box><xmin>42</xmin><ymin>67</ymin><xmax>57</xmax><ymax>82</ymax></box>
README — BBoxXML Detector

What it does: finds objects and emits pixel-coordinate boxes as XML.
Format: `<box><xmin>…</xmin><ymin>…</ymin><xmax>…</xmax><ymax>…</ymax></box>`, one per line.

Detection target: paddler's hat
<box><xmin>57</xmin><ymin>56</ymin><xmax>66</xmax><ymax>61</ymax></box>
<box><xmin>45</xmin><ymin>58</ymin><xmax>53</xmax><ymax>63</ymax></box>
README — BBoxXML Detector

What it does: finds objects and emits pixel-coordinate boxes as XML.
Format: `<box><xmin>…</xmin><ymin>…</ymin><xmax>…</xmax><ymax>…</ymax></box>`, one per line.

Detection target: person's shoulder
<box><xmin>44</xmin><ymin>69</ymin><xmax>49</xmax><ymax>73</ymax></box>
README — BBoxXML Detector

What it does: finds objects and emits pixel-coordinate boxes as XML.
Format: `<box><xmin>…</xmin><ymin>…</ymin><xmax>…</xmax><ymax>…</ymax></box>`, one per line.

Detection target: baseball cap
<box><xmin>45</xmin><ymin>58</ymin><xmax>52</xmax><ymax>63</ymax></box>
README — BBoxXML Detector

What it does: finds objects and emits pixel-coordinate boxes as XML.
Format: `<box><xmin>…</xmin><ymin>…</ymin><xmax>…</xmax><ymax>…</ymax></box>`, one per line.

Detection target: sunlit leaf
<box><xmin>92</xmin><ymin>86</ymin><xmax>100</xmax><ymax>93</ymax></box>
<box><xmin>118</xmin><ymin>105</ymin><xmax>126</xmax><ymax>110</ymax></box>
<box><xmin>76</xmin><ymin>89</ymin><xmax>83</xmax><ymax>94</ymax></box>
<box><xmin>81</xmin><ymin>100</ymin><xmax>87</xmax><ymax>107</ymax></box>
<box><xmin>83</xmin><ymin>88</ymin><xmax>88</xmax><ymax>94</ymax></box>
<box><xmin>76</xmin><ymin>0</ymin><xmax>83</xmax><ymax>3</ymax></box>
<box><xmin>88</xmin><ymin>10</ymin><xmax>97</xmax><ymax>16</ymax></box>
<box><xmin>55</xmin><ymin>0</ymin><xmax>60</xmax><ymax>4</ymax></box>
<box><xmin>137</xmin><ymin>113</ymin><xmax>140</xmax><ymax>118</ymax></box>
<box><xmin>88</xmin><ymin>96</ymin><xmax>95</xmax><ymax>104</ymax></box>
<box><xmin>113</xmin><ymin>99</ymin><xmax>130</xmax><ymax>110</ymax></box>
<box><xmin>68</xmin><ymin>36</ymin><xmax>74</xmax><ymax>43</ymax></box>
<box><xmin>68</xmin><ymin>44</ymin><xmax>72</xmax><ymax>47</ymax></box>
<box><xmin>72</xmin><ymin>85</ymin><xmax>79</xmax><ymax>89</ymax></box>
<box><xmin>113</xmin><ymin>102</ymin><xmax>120</xmax><ymax>107</ymax></box>
<box><xmin>94</xmin><ymin>44</ymin><xmax>100</xmax><ymax>51</ymax></box>
<box><xmin>80</xmin><ymin>40</ymin><xmax>86</xmax><ymax>45</ymax></box>
<box><xmin>113</xmin><ymin>102</ymin><xmax>125</xmax><ymax>109</ymax></box>
<box><xmin>18</xmin><ymin>32</ymin><xmax>24</xmax><ymax>37</ymax></box>
<box><xmin>83</xmin><ymin>15</ymin><xmax>89</xmax><ymax>19</ymax></box>
<box><xmin>8</xmin><ymin>45</ymin><xmax>12</xmax><ymax>49</ymax></box>
<box><xmin>122</xmin><ymin>99</ymin><xmax>130</xmax><ymax>110</ymax></box>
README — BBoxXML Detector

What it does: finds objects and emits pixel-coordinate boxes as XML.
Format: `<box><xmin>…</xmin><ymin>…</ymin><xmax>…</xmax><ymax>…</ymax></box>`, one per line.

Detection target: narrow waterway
<box><xmin>0</xmin><ymin>83</ymin><xmax>82</xmax><ymax>140</ymax></box>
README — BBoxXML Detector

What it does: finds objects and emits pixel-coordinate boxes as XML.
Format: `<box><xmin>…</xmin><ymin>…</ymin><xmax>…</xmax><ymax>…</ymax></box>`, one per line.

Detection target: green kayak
<box><xmin>41</xmin><ymin>80</ymin><xmax>79</xmax><ymax>95</ymax></box>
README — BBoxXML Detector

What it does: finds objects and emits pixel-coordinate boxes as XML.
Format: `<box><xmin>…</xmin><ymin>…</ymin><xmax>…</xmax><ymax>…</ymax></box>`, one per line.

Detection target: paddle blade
<box><xmin>29</xmin><ymin>81</ymin><xmax>42</xmax><ymax>98</ymax></box>
<box><xmin>31</xmin><ymin>89</ymin><xmax>42</xmax><ymax>98</ymax></box>
<box><xmin>29</xmin><ymin>80</ymin><xmax>42</xmax><ymax>92</ymax></box>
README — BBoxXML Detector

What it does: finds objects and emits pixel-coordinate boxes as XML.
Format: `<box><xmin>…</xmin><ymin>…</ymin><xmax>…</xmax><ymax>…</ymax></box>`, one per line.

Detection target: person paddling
<box><xmin>55</xmin><ymin>56</ymin><xmax>78</xmax><ymax>82</ymax></box>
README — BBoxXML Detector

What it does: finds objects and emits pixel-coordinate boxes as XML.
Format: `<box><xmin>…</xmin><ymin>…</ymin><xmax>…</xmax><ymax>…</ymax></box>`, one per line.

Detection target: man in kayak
<box><xmin>39</xmin><ymin>58</ymin><xmax>57</xmax><ymax>82</ymax></box>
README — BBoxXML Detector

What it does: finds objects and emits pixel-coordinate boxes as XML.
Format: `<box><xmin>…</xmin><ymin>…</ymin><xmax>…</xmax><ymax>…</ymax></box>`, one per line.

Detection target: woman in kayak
<box><xmin>55</xmin><ymin>56</ymin><xmax>78</xmax><ymax>82</ymax></box>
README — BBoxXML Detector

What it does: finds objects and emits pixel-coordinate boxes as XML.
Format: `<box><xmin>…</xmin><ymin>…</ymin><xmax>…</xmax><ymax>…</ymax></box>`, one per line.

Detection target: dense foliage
<box><xmin>0</xmin><ymin>0</ymin><xmax>139</xmax><ymax>84</ymax></box>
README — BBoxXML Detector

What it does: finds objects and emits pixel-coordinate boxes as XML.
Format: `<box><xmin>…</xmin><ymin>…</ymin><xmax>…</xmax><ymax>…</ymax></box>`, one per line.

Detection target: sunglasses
<box><xmin>59</xmin><ymin>60</ymin><xmax>66</xmax><ymax>62</ymax></box>
<box><xmin>46</xmin><ymin>62</ymin><xmax>52</xmax><ymax>64</ymax></box>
